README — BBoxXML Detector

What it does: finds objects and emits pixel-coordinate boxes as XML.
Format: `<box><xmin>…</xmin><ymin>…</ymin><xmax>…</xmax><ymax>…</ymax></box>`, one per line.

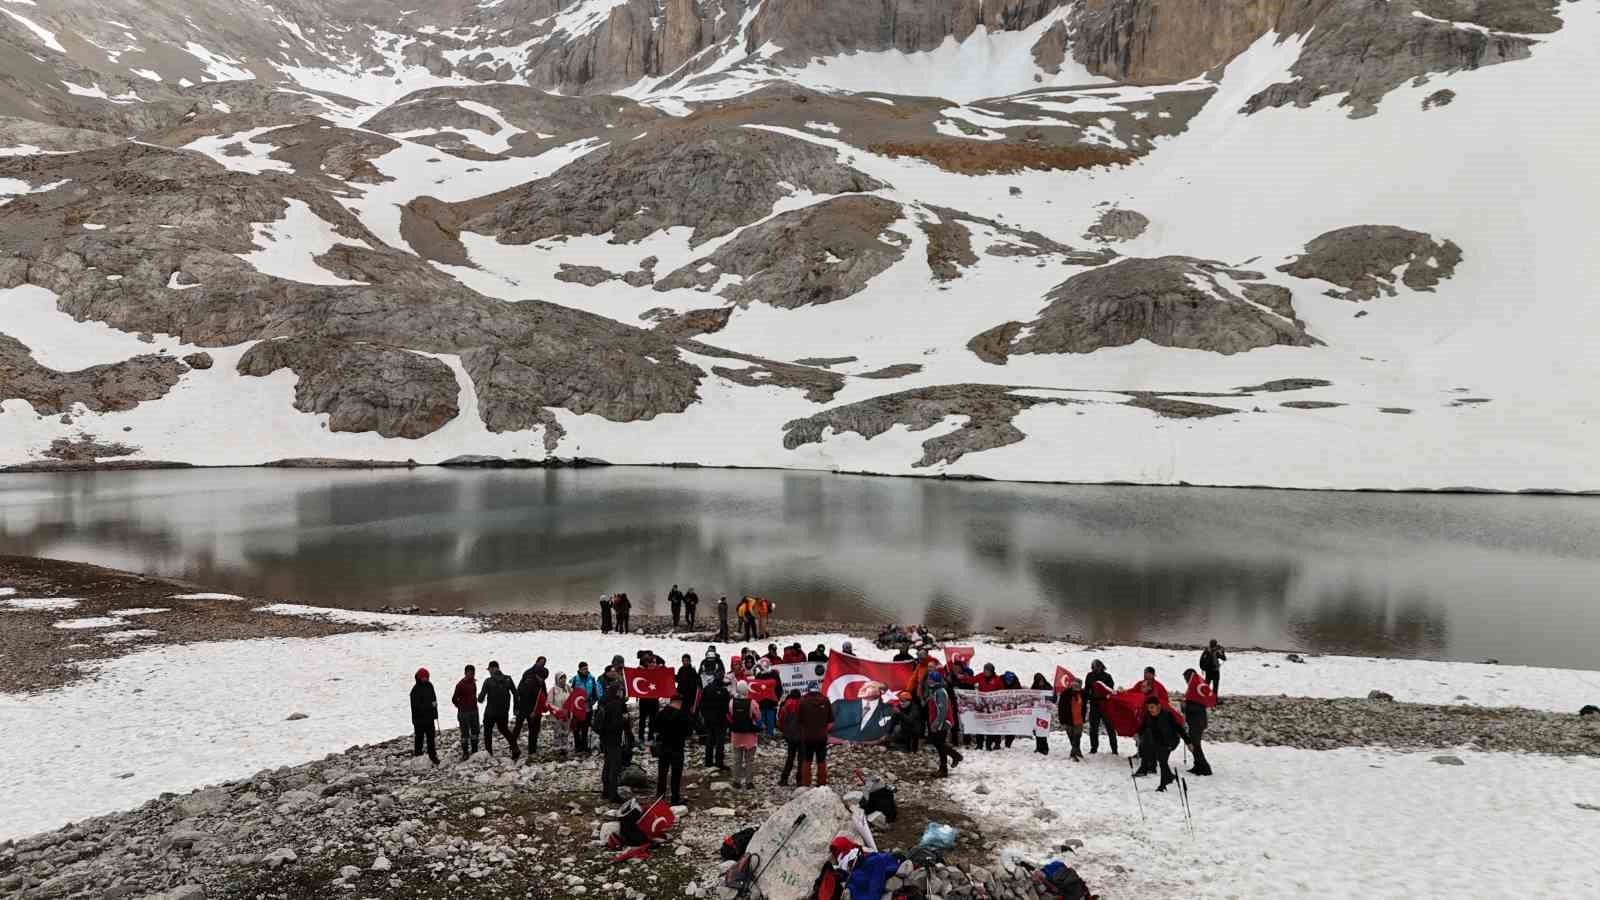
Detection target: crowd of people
<box><xmin>597</xmin><ymin>588</ymin><xmax>779</xmax><ymax>642</ymax></box>
<box><xmin>406</xmin><ymin>628</ymin><xmax>1230</xmax><ymax>805</ymax></box>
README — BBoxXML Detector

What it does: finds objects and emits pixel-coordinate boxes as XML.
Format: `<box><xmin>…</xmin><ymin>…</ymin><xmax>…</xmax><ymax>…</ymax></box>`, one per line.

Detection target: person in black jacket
<box><xmin>511</xmin><ymin>663</ymin><xmax>547</xmax><ymax>757</ymax></box>
<box><xmin>1199</xmin><ymin>639</ymin><xmax>1227</xmax><ymax>700</ymax></box>
<box><xmin>716</xmin><ymin>596</ymin><xmax>729</xmax><ymax>641</ymax></box>
<box><xmin>1181</xmin><ymin>668</ymin><xmax>1213</xmax><ymax>776</ymax></box>
<box><xmin>668</xmin><ymin>585</ymin><xmax>684</xmax><ymax>629</ymax></box>
<box><xmin>614</xmin><ymin>592</ymin><xmax>632</xmax><ymax>634</ymax></box>
<box><xmin>653</xmin><ymin>693</ymin><xmax>693</xmax><ymax>804</ymax></box>
<box><xmin>478</xmin><ymin>661</ymin><xmax>519</xmax><ymax>760</ymax></box>
<box><xmin>1136</xmin><ymin>696</ymin><xmax>1191</xmax><ymax>791</ymax></box>
<box><xmin>1084</xmin><ymin>659</ymin><xmax>1117</xmax><ymax>755</ymax></box>
<box><xmin>684</xmin><ymin>588</ymin><xmax>699</xmax><ymax>628</ymax></box>
<box><xmin>410</xmin><ymin>668</ymin><xmax>440</xmax><ymax>765</ymax></box>
<box><xmin>675</xmin><ymin>654</ymin><xmax>701</xmax><ymax>711</ymax></box>
<box><xmin>699</xmin><ymin>677</ymin><xmax>731</xmax><ymax>770</ymax></box>
<box><xmin>599</xmin><ymin>594</ymin><xmax>613</xmax><ymax>634</ymax></box>
<box><xmin>594</xmin><ymin>683</ymin><xmax>632</xmax><ymax>802</ymax></box>
<box><xmin>807</xmin><ymin>644</ymin><xmax>828</xmax><ymax>663</ymax></box>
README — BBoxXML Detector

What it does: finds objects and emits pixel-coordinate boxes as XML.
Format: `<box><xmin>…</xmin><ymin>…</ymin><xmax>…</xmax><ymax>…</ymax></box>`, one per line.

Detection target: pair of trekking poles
<box><xmin>1127</xmin><ymin>745</ymin><xmax>1195</xmax><ymax>839</ymax></box>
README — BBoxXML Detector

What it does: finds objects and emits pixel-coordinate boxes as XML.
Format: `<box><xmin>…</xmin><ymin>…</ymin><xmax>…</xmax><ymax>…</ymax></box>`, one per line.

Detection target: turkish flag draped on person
<box><xmin>640</xmin><ymin>796</ymin><xmax>676</xmax><ymax>840</ymax></box>
<box><xmin>744</xmin><ymin>678</ymin><xmax>777</xmax><ymax>704</ymax></box>
<box><xmin>820</xmin><ymin>651</ymin><xmax>916</xmax><ymax>702</ymax></box>
<box><xmin>563</xmin><ymin>688</ymin><xmax>589</xmax><ymax>723</ymax></box>
<box><xmin>1092</xmin><ymin>684</ymin><xmax>1184</xmax><ymax>736</ymax></box>
<box><xmin>1053</xmin><ymin>667</ymin><xmax>1077</xmax><ymax>693</ymax></box>
<box><xmin>624</xmin><ymin>667</ymin><xmax>677</xmax><ymax>700</ymax></box>
<box><xmin>1185</xmin><ymin>671</ymin><xmax>1217</xmax><ymax>708</ymax></box>
<box><xmin>943</xmin><ymin>646</ymin><xmax>975</xmax><ymax>668</ymax></box>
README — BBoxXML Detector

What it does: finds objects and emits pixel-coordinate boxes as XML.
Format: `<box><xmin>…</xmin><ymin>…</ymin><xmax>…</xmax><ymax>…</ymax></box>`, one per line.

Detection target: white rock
<box><xmin>372</xmin><ymin>856</ymin><xmax>392</xmax><ymax>872</ymax></box>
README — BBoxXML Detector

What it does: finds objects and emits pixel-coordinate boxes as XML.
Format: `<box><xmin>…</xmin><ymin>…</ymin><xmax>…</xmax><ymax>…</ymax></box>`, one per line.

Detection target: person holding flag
<box><xmin>548</xmin><ymin>672</ymin><xmax>573</xmax><ymax>754</ymax></box>
<box><xmin>1182</xmin><ymin>667</ymin><xmax>1216</xmax><ymax>776</ymax></box>
<box><xmin>1084</xmin><ymin>660</ymin><xmax>1117</xmax><ymax>754</ymax></box>
<box><xmin>1054</xmin><ymin>668</ymin><xmax>1087</xmax><ymax>761</ymax></box>
<box><xmin>1136</xmin><ymin>694</ymin><xmax>1192</xmax><ymax>791</ymax></box>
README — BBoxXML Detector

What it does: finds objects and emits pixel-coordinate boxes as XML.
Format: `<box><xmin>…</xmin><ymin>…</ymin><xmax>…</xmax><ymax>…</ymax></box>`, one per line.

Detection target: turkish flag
<box><xmin>943</xmin><ymin>646</ymin><xmax>975</xmax><ymax>668</ymax></box>
<box><xmin>821</xmin><ymin>651</ymin><xmax>915</xmax><ymax>702</ymax></box>
<box><xmin>1185</xmin><ymin>672</ymin><xmax>1217</xmax><ymax>708</ymax></box>
<box><xmin>564</xmin><ymin>689</ymin><xmax>590</xmax><ymax>723</ymax></box>
<box><xmin>1100</xmin><ymin>687</ymin><xmax>1185</xmax><ymax>737</ymax></box>
<box><xmin>624</xmin><ymin>667</ymin><xmax>677</xmax><ymax>700</ymax></box>
<box><xmin>640</xmin><ymin>795</ymin><xmax>676</xmax><ymax>840</ymax></box>
<box><xmin>742</xmin><ymin>678</ymin><xmax>778</xmax><ymax>704</ymax></box>
<box><xmin>1053</xmin><ymin>667</ymin><xmax>1077</xmax><ymax>693</ymax></box>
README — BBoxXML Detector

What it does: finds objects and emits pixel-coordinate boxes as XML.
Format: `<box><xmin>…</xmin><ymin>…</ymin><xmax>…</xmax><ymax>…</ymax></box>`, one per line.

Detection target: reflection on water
<box><xmin>1</xmin><ymin>467</ymin><xmax>1597</xmax><ymax>667</ymax></box>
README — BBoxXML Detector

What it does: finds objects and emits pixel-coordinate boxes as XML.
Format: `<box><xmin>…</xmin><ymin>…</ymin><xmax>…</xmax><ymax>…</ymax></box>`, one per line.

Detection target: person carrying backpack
<box><xmin>924</xmin><ymin>671</ymin><xmax>963</xmax><ymax>777</ymax></box>
<box><xmin>777</xmin><ymin>689</ymin><xmax>804</xmax><ymax>785</ymax></box>
<box><xmin>700</xmin><ymin>676</ymin><xmax>731</xmax><ymax>770</ymax></box>
<box><xmin>1200</xmin><ymin>639</ymin><xmax>1226</xmax><ymax>700</ymax></box>
<box><xmin>728</xmin><ymin>681</ymin><xmax>762</xmax><ymax>789</ymax></box>
<box><xmin>511</xmin><ymin>662</ymin><xmax>546</xmax><ymax>757</ymax></box>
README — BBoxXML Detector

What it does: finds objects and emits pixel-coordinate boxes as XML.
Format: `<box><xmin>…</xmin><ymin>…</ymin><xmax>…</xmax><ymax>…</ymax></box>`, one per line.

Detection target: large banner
<box><xmin>821</xmin><ymin>651</ymin><xmax>915</xmax><ymax>744</ymax></box>
<box><xmin>775</xmin><ymin>660</ymin><xmax>828</xmax><ymax>696</ymax></box>
<box><xmin>956</xmin><ymin>688</ymin><xmax>1054</xmax><ymax>736</ymax></box>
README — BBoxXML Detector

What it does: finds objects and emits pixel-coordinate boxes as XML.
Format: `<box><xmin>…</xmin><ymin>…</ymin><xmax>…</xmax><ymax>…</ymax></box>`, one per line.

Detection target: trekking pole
<box><xmin>1178</xmin><ymin>776</ymin><xmax>1195</xmax><ymax>840</ymax></box>
<box><xmin>1127</xmin><ymin>756</ymin><xmax>1145</xmax><ymax>823</ymax></box>
<box><xmin>742</xmin><ymin>812</ymin><xmax>809</xmax><ymax>897</ymax></box>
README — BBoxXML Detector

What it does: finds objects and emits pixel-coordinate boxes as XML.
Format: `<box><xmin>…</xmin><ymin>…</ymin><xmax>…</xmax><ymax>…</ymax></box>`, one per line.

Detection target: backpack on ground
<box><xmin>861</xmin><ymin>781</ymin><xmax>898</xmax><ymax>823</ymax></box>
<box><xmin>723</xmin><ymin>853</ymin><xmax>759</xmax><ymax>895</ymax></box>
<box><xmin>1034</xmin><ymin>861</ymin><xmax>1094</xmax><ymax>900</ymax></box>
<box><xmin>720</xmin><ymin>827</ymin><xmax>756</xmax><ymax>862</ymax></box>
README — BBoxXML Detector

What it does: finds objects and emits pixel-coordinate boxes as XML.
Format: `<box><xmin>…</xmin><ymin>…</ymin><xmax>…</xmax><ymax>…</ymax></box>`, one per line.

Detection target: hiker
<box><xmin>1001</xmin><ymin>671</ymin><xmax>1023</xmax><ymax>748</ymax></box>
<box><xmin>777</xmin><ymin>689</ymin><xmax>804</xmax><ymax>785</ymax></box>
<box><xmin>410</xmin><ymin>667</ymin><xmax>440</xmax><ymax>766</ymax></box>
<box><xmin>548</xmin><ymin>672</ymin><xmax>573</xmax><ymax>754</ymax></box>
<box><xmin>738</xmin><ymin>597</ymin><xmax>758</xmax><ymax>641</ymax></box>
<box><xmin>1085</xmin><ymin>659</ymin><xmax>1117</xmax><ymax>754</ymax></box>
<box><xmin>1182</xmin><ymin>668</ymin><xmax>1214</xmax><ymax>776</ymax></box>
<box><xmin>886</xmin><ymin>691</ymin><xmax>923</xmax><ymax>753</ymax></box>
<box><xmin>716</xmin><ymin>596</ymin><xmax>730</xmax><ymax>641</ymax></box>
<box><xmin>1138</xmin><ymin>666</ymin><xmax>1169</xmax><ymax>704</ymax></box>
<box><xmin>757</xmin><ymin>666</ymin><xmax>782</xmax><ymax>737</ymax></box>
<box><xmin>1136</xmin><ymin>694</ymin><xmax>1191</xmax><ymax>791</ymax></box>
<box><xmin>572</xmin><ymin>662</ymin><xmax>598</xmax><ymax>754</ymax></box>
<box><xmin>728</xmin><ymin>681</ymin><xmax>762</xmax><ymax>789</ymax></box>
<box><xmin>764</xmin><ymin>643</ymin><xmax>781</xmax><ymax>665</ymax></box>
<box><xmin>893</xmin><ymin>644</ymin><xmax>914</xmax><ymax>662</ymax></box>
<box><xmin>699</xmin><ymin>646</ymin><xmax>726</xmax><ymax>683</ymax></box>
<box><xmin>511</xmin><ymin>661</ymin><xmax>545</xmax><ymax>757</ymax></box>
<box><xmin>1057</xmin><ymin>674</ymin><xmax>1086</xmax><ymax>761</ymax></box>
<box><xmin>452</xmin><ymin>665</ymin><xmax>481</xmax><ymax>759</ymax></box>
<box><xmin>755</xmin><ymin>596</ymin><xmax>774</xmax><ymax>638</ymax></box>
<box><xmin>614</xmin><ymin>592</ymin><xmax>632</xmax><ymax>634</ymax></box>
<box><xmin>675</xmin><ymin>654</ymin><xmax>701</xmax><ymax>710</ymax></box>
<box><xmin>840</xmin><ymin>640</ymin><xmax>855</xmax><ymax>656</ymax></box>
<box><xmin>1200</xmin><ymin>639</ymin><xmax>1227</xmax><ymax>700</ymax></box>
<box><xmin>925</xmin><ymin>671</ymin><xmax>963</xmax><ymax>777</ymax></box>
<box><xmin>700</xmin><ymin>675</ymin><xmax>731</xmax><ymax>770</ymax></box>
<box><xmin>599</xmin><ymin>593</ymin><xmax>613</xmax><ymax>634</ymax></box>
<box><xmin>783</xmin><ymin>643</ymin><xmax>806</xmax><ymax>664</ymax></box>
<box><xmin>1032</xmin><ymin>673</ymin><xmax>1054</xmax><ymax>755</ymax></box>
<box><xmin>637</xmin><ymin>652</ymin><xmax>661</xmax><ymax>745</ymax></box>
<box><xmin>808</xmin><ymin>643</ymin><xmax>828</xmax><ymax>663</ymax></box>
<box><xmin>684</xmin><ymin>588</ymin><xmax>699</xmax><ymax>628</ymax></box>
<box><xmin>479</xmin><ymin>661</ymin><xmax>519</xmax><ymax>759</ymax></box>
<box><xmin>654</xmin><ymin>692</ymin><xmax>692</xmax><ymax>804</ymax></box>
<box><xmin>797</xmin><ymin>682</ymin><xmax>834</xmax><ymax>785</ymax></box>
<box><xmin>668</xmin><ymin>584</ymin><xmax>684</xmax><ymax>629</ymax></box>
<box><xmin>595</xmin><ymin>682</ymin><xmax>632</xmax><ymax>802</ymax></box>
<box><xmin>976</xmin><ymin>664</ymin><xmax>1004</xmax><ymax>750</ymax></box>
<box><xmin>603</xmin><ymin>654</ymin><xmax>627</xmax><ymax>698</ymax></box>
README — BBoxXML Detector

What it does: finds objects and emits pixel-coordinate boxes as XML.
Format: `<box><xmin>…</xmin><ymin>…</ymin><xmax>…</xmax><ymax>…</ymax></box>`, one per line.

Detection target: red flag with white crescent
<box><xmin>1053</xmin><ymin>666</ymin><xmax>1077</xmax><ymax>694</ymax></box>
<box><xmin>1185</xmin><ymin>672</ymin><xmax>1217</xmax><ymax>708</ymax></box>
<box><xmin>640</xmin><ymin>795</ymin><xmax>676</xmax><ymax>840</ymax></box>
<box><xmin>943</xmin><ymin>646</ymin><xmax>975</xmax><ymax>668</ymax></box>
<box><xmin>744</xmin><ymin>678</ymin><xmax>777</xmax><ymax>704</ymax></box>
<box><xmin>820</xmin><ymin>651</ymin><xmax>915</xmax><ymax>703</ymax></box>
<box><xmin>564</xmin><ymin>689</ymin><xmax>589</xmax><ymax>723</ymax></box>
<box><xmin>624</xmin><ymin>667</ymin><xmax>676</xmax><ymax>700</ymax></box>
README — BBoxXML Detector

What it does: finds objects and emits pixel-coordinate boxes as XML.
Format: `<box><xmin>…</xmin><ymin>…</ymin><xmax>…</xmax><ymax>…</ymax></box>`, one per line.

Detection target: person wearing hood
<box><xmin>840</xmin><ymin>640</ymin><xmax>855</xmax><ymax>657</ymax></box>
<box><xmin>924</xmin><ymin>671</ymin><xmax>963</xmax><ymax>778</ymax></box>
<box><xmin>410</xmin><ymin>668</ymin><xmax>440</xmax><ymax>765</ymax></box>
<box><xmin>699</xmin><ymin>646</ymin><xmax>726</xmax><ymax>680</ymax></box>
<box><xmin>479</xmin><ymin>661</ymin><xmax>519</xmax><ymax>760</ymax></box>
<box><xmin>548</xmin><ymin>672</ymin><xmax>574</xmax><ymax>754</ymax></box>
<box><xmin>571</xmin><ymin>662</ymin><xmax>599</xmax><ymax>754</ymax></box>
<box><xmin>601</xmin><ymin>654</ymin><xmax>628</xmax><ymax>699</ymax></box>
<box><xmin>599</xmin><ymin>594</ymin><xmax>613</xmax><ymax>634</ymax></box>
<box><xmin>684</xmin><ymin>587</ymin><xmax>699</xmax><ymax>628</ymax></box>
<box><xmin>1084</xmin><ymin>659</ymin><xmax>1117</xmax><ymax>755</ymax></box>
<box><xmin>728</xmin><ymin>680</ymin><xmax>762</xmax><ymax>789</ymax></box>
<box><xmin>511</xmin><ymin>662</ymin><xmax>546</xmax><ymax>757</ymax></box>
<box><xmin>668</xmin><ymin>584</ymin><xmax>684</xmax><ymax>629</ymax></box>
<box><xmin>699</xmin><ymin>675</ymin><xmax>731</xmax><ymax>770</ymax></box>
<box><xmin>716</xmin><ymin>596</ymin><xmax>729</xmax><ymax>641</ymax></box>
<box><xmin>452</xmin><ymin>665</ymin><xmax>481</xmax><ymax>760</ymax></box>
<box><xmin>807</xmin><ymin>643</ymin><xmax>828</xmax><ymax>663</ymax></box>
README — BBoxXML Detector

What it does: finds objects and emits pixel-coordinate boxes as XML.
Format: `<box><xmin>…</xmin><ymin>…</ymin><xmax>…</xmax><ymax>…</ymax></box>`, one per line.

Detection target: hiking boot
<box><xmin>1154</xmin><ymin>784</ymin><xmax>1168</xmax><ymax>793</ymax></box>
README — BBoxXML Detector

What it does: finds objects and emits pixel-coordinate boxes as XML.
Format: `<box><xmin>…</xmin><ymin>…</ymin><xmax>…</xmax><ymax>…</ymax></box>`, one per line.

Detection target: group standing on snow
<box><xmin>598</xmin><ymin>586</ymin><xmax>777</xmax><ymax>643</ymax></box>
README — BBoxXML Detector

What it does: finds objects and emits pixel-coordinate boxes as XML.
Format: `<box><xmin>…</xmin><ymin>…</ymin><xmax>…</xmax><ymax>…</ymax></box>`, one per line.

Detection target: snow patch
<box><xmin>236</xmin><ymin>199</ymin><xmax>370</xmax><ymax>286</ymax></box>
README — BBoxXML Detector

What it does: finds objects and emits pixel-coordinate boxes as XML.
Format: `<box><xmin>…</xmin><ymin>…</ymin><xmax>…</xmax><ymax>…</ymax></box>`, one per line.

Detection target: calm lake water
<box><xmin>1</xmin><ymin>467</ymin><xmax>1597</xmax><ymax>668</ymax></box>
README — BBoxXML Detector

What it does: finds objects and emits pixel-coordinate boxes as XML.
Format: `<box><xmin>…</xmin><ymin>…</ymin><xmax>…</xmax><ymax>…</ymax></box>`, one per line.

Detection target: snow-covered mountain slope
<box><xmin>1</xmin><ymin>0</ymin><xmax>1596</xmax><ymax>491</ymax></box>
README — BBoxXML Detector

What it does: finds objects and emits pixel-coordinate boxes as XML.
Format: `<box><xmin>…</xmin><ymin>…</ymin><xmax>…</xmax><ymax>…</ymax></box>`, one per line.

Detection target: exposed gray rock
<box><xmin>1279</xmin><ymin>225</ymin><xmax>1462</xmax><ymax>300</ymax></box>
<box><xmin>555</xmin><ymin>265</ymin><xmax>621</xmax><ymax>287</ymax></box>
<box><xmin>1236</xmin><ymin>378</ymin><xmax>1333</xmax><ymax>393</ymax></box>
<box><xmin>1422</xmin><ymin>89</ymin><xmax>1457</xmax><ymax>111</ymax></box>
<box><xmin>1281</xmin><ymin>401</ymin><xmax>1344</xmax><ymax>409</ymax></box>
<box><xmin>42</xmin><ymin>436</ymin><xmax>139</xmax><ymax>460</ymax></box>
<box><xmin>655</xmin><ymin>196</ymin><xmax>907</xmax><ymax>308</ymax></box>
<box><xmin>360</xmin><ymin>85</ymin><xmax>661</xmax><ymax>153</ymax></box>
<box><xmin>458</xmin><ymin>126</ymin><xmax>884</xmax><ymax>247</ymax></box>
<box><xmin>858</xmin><ymin>364</ymin><xmax>923</xmax><ymax>379</ymax></box>
<box><xmin>182</xmin><ymin>352</ymin><xmax>215</xmax><ymax>371</ymax></box>
<box><xmin>237</xmin><ymin>338</ymin><xmax>461</xmax><ymax>440</ymax></box>
<box><xmin>1369</xmin><ymin>690</ymin><xmax>1396</xmax><ymax>701</ymax></box>
<box><xmin>1209</xmin><ymin>695</ymin><xmax>1600</xmax><ymax>755</ymax></box>
<box><xmin>0</xmin><ymin>334</ymin><xmax>184</xmax><ymax>416</ymax></box>
<box><xmin>970</xmin><ymin>256</ymin><xmax>1316</xmax><ymax>362</ymax></box>
<box><xmin>1083</xmin><ymin>208</ymin><xmax>1150</xmax><ymax>243</ymax></box>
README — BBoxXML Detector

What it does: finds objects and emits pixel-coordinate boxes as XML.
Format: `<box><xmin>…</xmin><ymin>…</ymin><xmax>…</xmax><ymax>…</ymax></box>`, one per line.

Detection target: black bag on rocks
<box><xmin>720</xmin><ymin>827</ymin><xmax>756</xmax><ymax>861</ymax></box>
<box><xmin>862</xmin><ymin>784</ymin><xmax>898</xmax><ymax>823</ymax></box>
<box><xmin>1033</xmin><ymin>861</ymin><xmax>1094</xmax><ymax>900</ymax></box>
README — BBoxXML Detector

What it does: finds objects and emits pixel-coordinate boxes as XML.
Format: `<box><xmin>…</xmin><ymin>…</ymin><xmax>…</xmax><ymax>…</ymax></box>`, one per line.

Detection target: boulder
<box><xmin>1367</xmin><ymin>691</ymin><xmax>1395</xmax><ymax>702</ymax></box>
<box><xmin>745</xmin><ymin>788</ymin><xmax>853</xmax><ymax>900</ymax></box>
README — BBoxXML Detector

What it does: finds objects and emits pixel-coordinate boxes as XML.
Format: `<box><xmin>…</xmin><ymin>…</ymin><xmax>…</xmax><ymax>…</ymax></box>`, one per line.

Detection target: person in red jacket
<box><xmin>452</xmin><ymin>664</ymin><xmax>480</xmax><ymax>760</ymax></box>
<box><xmin>796</xmin><ymin>686</ymin><xmax>834</xmax><ymax>785</ymax></box>
<box><xmin>781</xmin><ymin>643</ymin><xmax>806</xmax><ymax>664</ymax></box>
<box><xmin>777</xmin><ymin>690</ymin><xmax>804</xmax><ymax>785</ymax></box>
<box><xmin>975</xmin><ymin>663</ymin><xmax>1005</xmax><ymax>750</ymax></box>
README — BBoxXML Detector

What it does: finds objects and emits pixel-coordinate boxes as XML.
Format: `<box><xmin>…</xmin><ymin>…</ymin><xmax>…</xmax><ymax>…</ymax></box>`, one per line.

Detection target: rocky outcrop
<box><xmin>748</xmin><ymin>0</ymin><xmax>1072</xmax><ymax>62</ymax></box>
<box><xmin>783</xmin><ymin>384</ymin><xmax>1075</xmax><ymax>467</ymax></box>
<box><xmin>459</xmin><ymin>126</ymin><xmax>884</xmax><ymax>247</ymax></box>
<box><xmin>1083</xmin><ymin>208</ymin><xmax>1149</xmax><ymax>243</ymax></box>
<box><xmin>236</xmin><ymin>338</ymin><xmax>461</xmax><ymax>439</ymax></box>
<box><xmin>41</xmin><ymin>435</ymin><xmax>139</xmax><ymax>460</ymax></box>
<box><xmin>1278</xmin><ymin>225</ymin><xmax>1462</xmax><ymax>300</ymax></box>
<box><xmin>359</xmin><ymin>85</ymin><xmax>662</xmax><ymax>153</ymax></box>
<box><xmin>970</xmin><ymin>256</ymin><xmax>1317</xmax><ymax>361</ymax></box>
<box><xmin>0</xmin><ymin>334</ymin><xmax>185</xmax><ymax>416</ymax></box>
<box><xmin>655</xmin><ymin>196</ymin><xmax>908</xmax><ymax>308</ymax></box>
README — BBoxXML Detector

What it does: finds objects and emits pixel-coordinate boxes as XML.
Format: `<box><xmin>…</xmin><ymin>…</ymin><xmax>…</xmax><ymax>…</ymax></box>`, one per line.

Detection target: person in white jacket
<box><xmin>549</xmin><ymin>673</ymin><xmax>574</xmax><ymax>754</ymax></box>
